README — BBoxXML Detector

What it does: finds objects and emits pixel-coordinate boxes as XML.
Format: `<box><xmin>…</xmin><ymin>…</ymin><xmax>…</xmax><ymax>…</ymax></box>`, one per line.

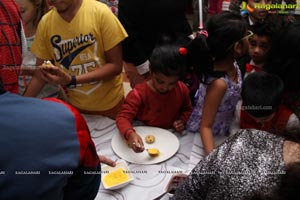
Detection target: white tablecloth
<box><xmin>83</xmin><ymin>114</ymin><xmax>228</xmax><ymax>200</ymax></box>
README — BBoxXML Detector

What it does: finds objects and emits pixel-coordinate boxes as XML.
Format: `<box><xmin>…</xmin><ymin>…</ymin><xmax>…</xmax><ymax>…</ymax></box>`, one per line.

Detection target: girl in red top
<box><xmin>116</xmin><ymin>44</ymin><xmax>193</xmax><ymax>153</ymax></box>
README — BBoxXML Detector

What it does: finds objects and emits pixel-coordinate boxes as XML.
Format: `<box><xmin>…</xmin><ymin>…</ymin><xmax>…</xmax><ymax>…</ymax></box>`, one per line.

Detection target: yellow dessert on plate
<box><xmin>145</xmin><ymin>135</ymin><xmax>155</xmax><ymax>144</ymax></box>
<box><xmin>147</xmin><ymin>148</ymin><xmax>160</xmax><ymax>157</ymax></box>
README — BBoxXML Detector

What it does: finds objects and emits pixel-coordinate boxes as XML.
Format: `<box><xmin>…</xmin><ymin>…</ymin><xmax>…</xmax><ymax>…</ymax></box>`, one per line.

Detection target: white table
<box><xmin>83</xmin><ymin>114</ymin><xmax>227</xmax><ymax>200</ymax></box>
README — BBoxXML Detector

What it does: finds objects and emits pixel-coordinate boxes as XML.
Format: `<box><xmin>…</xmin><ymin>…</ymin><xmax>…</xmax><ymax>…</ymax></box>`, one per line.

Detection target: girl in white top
<box><xmin>16</xmin><ymin>0</ymin><xmax>60</xmax><ymax>98</ymax></box>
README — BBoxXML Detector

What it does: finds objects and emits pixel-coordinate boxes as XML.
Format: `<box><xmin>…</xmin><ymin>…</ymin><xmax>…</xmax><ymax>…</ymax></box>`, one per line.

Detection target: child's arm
<box><xmin>175</xmin><ymin>82</ymin><xmax>194</xmax><ymax>133</ymax></box>
<box><xmin>124</xmin><ymin>129</ymin><xmax>145</xmax><ymax>153</ymax></box>
<box><xmin>116</xmin><ymin>89</ymin><xmax>145</xmax><ymax>152</ymax></box>
<box><xmin>23</xmin><ymin>58</ymin><xmax>47</xmax><ymax>97</ymax></box>
<box><xmin>200</xmin><ymin>79</ymin><xmax>227</xmax><ymax>155</ymax></box>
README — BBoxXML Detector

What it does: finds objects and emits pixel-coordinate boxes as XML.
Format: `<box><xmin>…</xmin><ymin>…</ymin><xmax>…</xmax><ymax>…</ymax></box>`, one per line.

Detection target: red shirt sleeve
<box><xmin>116</xmin><ymin>88</ymin><xmax>143</xmax><ymax>137</ymax></box>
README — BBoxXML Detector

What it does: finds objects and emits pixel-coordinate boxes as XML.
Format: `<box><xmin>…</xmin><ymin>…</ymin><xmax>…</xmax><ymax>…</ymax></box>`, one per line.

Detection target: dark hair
<box><xmin>186</xmin><ymin>11</ymin><xmax>248</xmax><ymax>83</ymax></box>
<box><xmin>277</xmin><ymin>162</ymin><xmax>300</xmax><ymax>199</ymax></box>
<box><xmin>249</xmin><ymin>20</ymin><xmax>276</xmax><ymax>39</ymax></box>
<box><xmin>246</xmin><ymin>162</ymin><xmax>300</xmax><ymax>200</ymax></box>
<box><xmin>242</xmin><ymin>71</ymin><xmax>284</xmax><ymax>117</ymax></box>
<box><xmin>30</xmin><ymin>0</ymin><xmax>49</xmax><ymax>28</ymax></box>
<box><xmin>149</xmin><ymin>44</ymin><xmax>187</xmax><ymax>78</ymax></box>
<box><xmin>206</xmin><ymin>11</ymin><xmax>247</xmax><ymax>60</ymax></box>
<box><xmin>264</xmin><ymin>22</ymin><xmax>300</xmax><ymax>91</ymax></box>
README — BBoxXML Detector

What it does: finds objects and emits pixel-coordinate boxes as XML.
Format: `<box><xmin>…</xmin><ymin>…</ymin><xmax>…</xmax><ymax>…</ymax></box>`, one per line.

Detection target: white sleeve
<box><xmin>20</xmin><ymin>22</ymin><xmax>28</xmax><ymax>58</ymax></box>
<box><xmin>229</xmin><ymin>100</ymin><xmax>242</xmax><ymax>136</ymax></box>
<box><xmin>286</xmin><ymin>113</ymin><xmax>300</xmax><ymax>129</ymax></box>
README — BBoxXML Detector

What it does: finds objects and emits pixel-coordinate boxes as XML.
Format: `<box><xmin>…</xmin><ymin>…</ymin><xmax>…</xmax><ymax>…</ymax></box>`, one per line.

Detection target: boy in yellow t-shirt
<box><xmin>24</xmin><ymin>0</ymin><xmax>128</xmax><ymax>119</ymax></box>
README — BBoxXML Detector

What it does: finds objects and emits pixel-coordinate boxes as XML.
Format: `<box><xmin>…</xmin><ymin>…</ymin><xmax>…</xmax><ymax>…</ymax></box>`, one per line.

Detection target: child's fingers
<box><xmin>98</xmin><ymin>155</ymin><xmax>116</xmax><ymax>167</ymax></box>
<box><xmin>131</xmin><ymin>142</ymin><xmax>144</xmax><ymax>153</ymax></box>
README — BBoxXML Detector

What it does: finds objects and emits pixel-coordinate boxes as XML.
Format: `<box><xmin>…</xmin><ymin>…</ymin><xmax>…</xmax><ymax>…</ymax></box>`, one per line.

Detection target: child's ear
<box><xmin>233</xmin><ymin>41</ymin><xmax>247</xmax><ymax>58</ymax></box>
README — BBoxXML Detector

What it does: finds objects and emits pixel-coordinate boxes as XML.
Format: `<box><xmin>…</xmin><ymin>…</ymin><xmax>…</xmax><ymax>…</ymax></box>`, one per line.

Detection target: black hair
<box><xmin>242</xmin><ymin>71</ymin><xmax>284</xmax><ymax>118</ymax></box>
<box><xmin>156</xmin><ymin>32</ymin><xmax>192</xmax><ymax>47</ymax></box>
<box><xmin>246</xmin><ymin>162</ymin><xmax>300</xmax><ymax>200</ymax></box>
<box><xmin>276</xmin><ymin>162</ymin><xmax>300</xmax><ymax>200</ymax></box>
<box><xmin>149</xmin><ymin>44</ymin><xmax>187</xmax><ymax>79</ymax></box>
<box><xmin>186</xmin><ymin>11</ymin><xmax>248</xmax><ymax>83</ymax></box>
<box><xmin>249</xmin><ymin>20</ymin><xmax>276</xmax><ymax>39</ymax></box>
<box><xmin>264</xmin><ymin>22</ymin><xmax>300</xmax><ymax>91</ymax></box>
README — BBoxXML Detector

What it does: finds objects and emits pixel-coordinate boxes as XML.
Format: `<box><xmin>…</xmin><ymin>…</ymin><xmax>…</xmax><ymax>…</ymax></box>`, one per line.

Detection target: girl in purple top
<box><xmin>186</xmin><ymin>11</ymin><xmax>250</xmax><ymax>155</ymax></box>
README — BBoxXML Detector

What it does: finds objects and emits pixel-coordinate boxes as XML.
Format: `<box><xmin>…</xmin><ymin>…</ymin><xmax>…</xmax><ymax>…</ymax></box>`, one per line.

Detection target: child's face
<box><xmin>15</xmin><ymin>0</ymin><xmax>37</xmax><ymax>26</ymax></box>
<box><xmin>250</xmin><ymin>112</ymin><xmax>275</xmax><ymax>124</ymax></box>
<box><xmin>248</xmin><ymin>34</ymin><xmax>271</xmax><ymax>65</ymax></box>
<box><xmin>150</xmin><ymin>72</ymin><xmax>179</xmax><ymax>94</ymax></box>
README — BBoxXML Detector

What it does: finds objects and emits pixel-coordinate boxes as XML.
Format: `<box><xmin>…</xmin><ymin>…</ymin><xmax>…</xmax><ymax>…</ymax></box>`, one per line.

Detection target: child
<box><xmin>15</xmin><ymin>0</ymin><xmax>61</xmax><ymax>98</ymax></box>
<box><xmin>230</xmin><ymin>71</ymin><xmax>299</xmax><ymax>135</ymax></box>
<box><xmin>239</xmin><ymin>21</ymin><xmax>275</xmax><ymax>79</ymax></box>
<box><xmin>116</xmin><ymin>44</ymin><xmax>193</xmax><ymax>153</ymax></box>
<box><xmin>186</xmin><ymin>11</ymin><xmax>250</xmax><ymax>155</ymax></box>
<box><xmin>264</xmin><ymin>23</ymin><xmax>300</xmax><ymax>120</ymax></box>
<box><xmin>23</xmin><ymin>0</ymin><xmax>128</xmax><ymax>119</ymax></box>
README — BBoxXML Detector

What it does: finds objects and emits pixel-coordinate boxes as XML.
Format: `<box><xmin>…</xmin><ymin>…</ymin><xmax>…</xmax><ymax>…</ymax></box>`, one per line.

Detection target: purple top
<box><xmin>186</xmin><ymin>62</ymin><xmax>242</xmax><ymax>136</ymax></box>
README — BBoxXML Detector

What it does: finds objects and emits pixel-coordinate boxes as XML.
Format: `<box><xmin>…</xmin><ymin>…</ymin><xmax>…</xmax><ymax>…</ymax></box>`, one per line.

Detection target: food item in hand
<box><xmin>41</xmin><ymin>60</ymin><xmax>52</xmax><ymax>69</ymax></box>
<box><xmin>147</xmin><ymin>148</ymin><xmax>160</xmax><ymax>157</ymax></box>
<box><xmin>103</xmin><ymin>168</ymin><xmax>130</xmax><ymax>187</ymax></box>
<box><xmin>145</xmin><ymin>135</ymin><xmax>155</xmax><ymax>144</ymax></box>
<box><xmin>41</xmin><ymin>60</ymin><xmax>57</xmax><ymax>75</ymax></box>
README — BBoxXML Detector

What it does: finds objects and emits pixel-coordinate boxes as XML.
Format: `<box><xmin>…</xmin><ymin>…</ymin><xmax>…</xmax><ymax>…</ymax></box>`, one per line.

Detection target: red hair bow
<box><xmin>179</xmin><ymin>47</ymin><xmax>188</xmax><ymax>55</ymax></box>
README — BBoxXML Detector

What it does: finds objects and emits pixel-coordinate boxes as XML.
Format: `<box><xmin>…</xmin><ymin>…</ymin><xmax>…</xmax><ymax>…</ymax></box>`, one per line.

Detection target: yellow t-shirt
<box><xmin>31</xmin><ymin>0</ymin><xmax>128</xmax><ymax>111</ymax></box>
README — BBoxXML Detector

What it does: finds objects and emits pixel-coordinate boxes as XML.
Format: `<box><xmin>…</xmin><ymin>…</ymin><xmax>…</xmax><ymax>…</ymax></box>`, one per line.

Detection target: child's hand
<box><xmin>38</xmin><ymin>63</ymin><xmax>71</xmax><ymax>86</ymax></box>
<box><xmin>173</xmin><ymin>120</ymin><xmax>185</xmax><ymax>133</ymax></box>
<box><xmin>98</xmin><ymin>155</ymin><xmax>116</xmax><ymax>167</ymax></box>
<box><xmin>127</xmin><ymin>132</ymin><xmax>145</xmax><ymax>153</ymax></box>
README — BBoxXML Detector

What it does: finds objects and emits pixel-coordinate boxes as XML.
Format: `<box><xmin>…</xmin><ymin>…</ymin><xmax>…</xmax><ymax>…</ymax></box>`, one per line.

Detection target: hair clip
<box><xmin>179</xmin><ymin>47</ymin><xmax>188</xmax><ymax>55</ymax></box>
<box><xmin>197</xmin><ymin>30</ymin><xmax>208</xmax><ymax>38</ymax></box>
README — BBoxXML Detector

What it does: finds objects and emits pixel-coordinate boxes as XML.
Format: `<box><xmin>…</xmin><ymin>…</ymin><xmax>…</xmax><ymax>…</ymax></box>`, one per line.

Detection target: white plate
<box><xmin>111</xmin><ymin>126</ymin><xmax>180</xmax><ymax>164</ymax></box>
<box><xmin>101</xmin><ymin>160</ymin><xmax>134</xmax><ymax>190</ymax></box>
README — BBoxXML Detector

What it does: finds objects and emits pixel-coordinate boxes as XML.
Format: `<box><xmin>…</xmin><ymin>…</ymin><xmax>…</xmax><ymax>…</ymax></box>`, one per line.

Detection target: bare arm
<box><xmin>25</xmin><ymin>44</ymin><xmax>123</xmax><ymax>95</ymax></box>
<box><xmin>76</xmin><ymin>44</ymin><xmax>123</xmax><ymax>84</ymax></box>
<box><xmin>200</xmin><ymin>79</ymin><xmax>227</xmax><ymax>155</ymax></box>
<box><xmin>23</xmin><ymin>58</ymin><xmax>47</xmax><ymax>97</ymax></box>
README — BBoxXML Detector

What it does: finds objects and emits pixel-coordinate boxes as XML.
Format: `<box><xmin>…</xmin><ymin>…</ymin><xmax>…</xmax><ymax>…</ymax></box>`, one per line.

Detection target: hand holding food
<box><xmin>40</xmin><ymin>60</ymin><xmax>59</xmax><ymax>75</ymax></box>
<box><xmin>127</xmin><ymin>130</ymin><xmax>145</xmax><ymax>153</ymax></box>
<box><xmin>39</xmin><ymin>60</ymin><xmax>72</xmax><ymax>86</ymax></box>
